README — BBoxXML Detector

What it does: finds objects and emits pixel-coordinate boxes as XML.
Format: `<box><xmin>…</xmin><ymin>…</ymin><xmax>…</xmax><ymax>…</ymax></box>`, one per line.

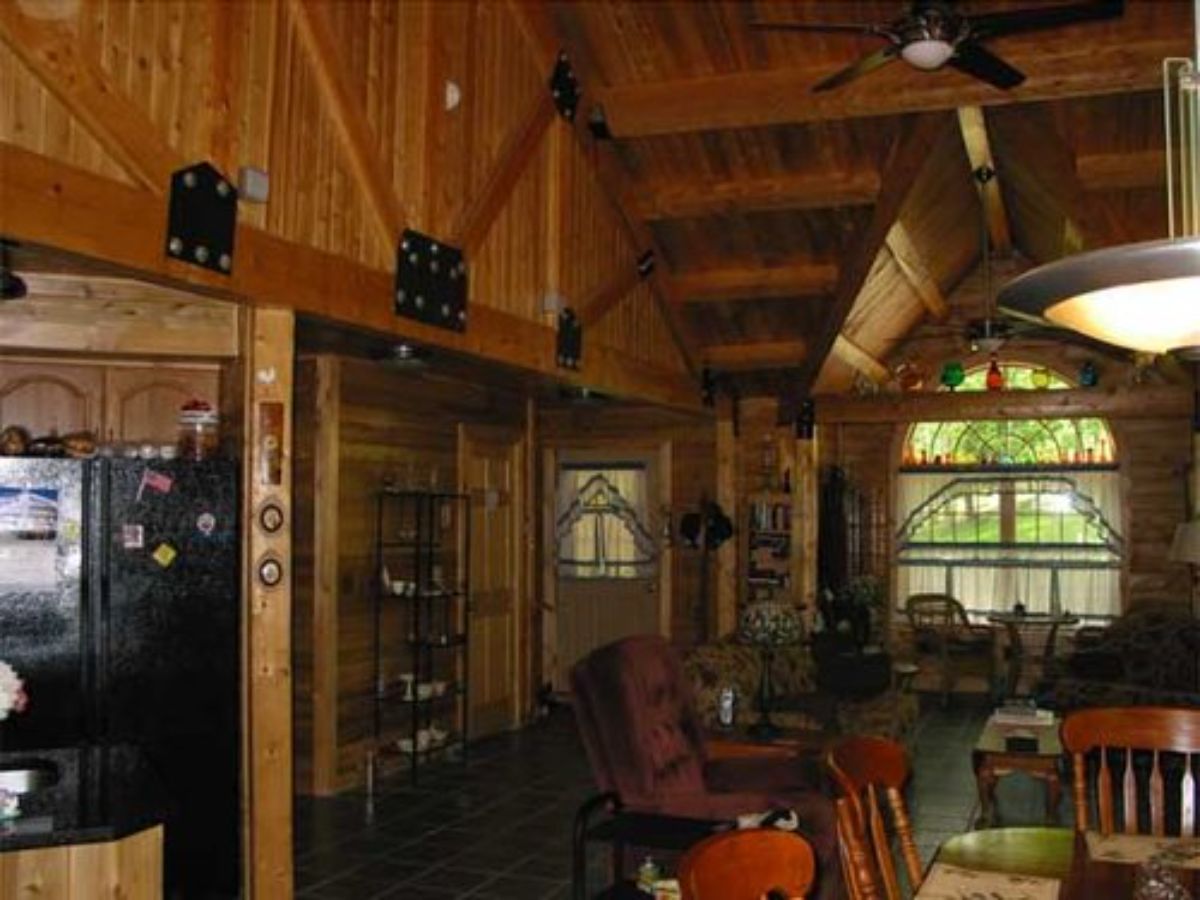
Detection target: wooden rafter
<box><xmin>450</xmin><ymin>91</ymin><xmax>557</xmax><ymax>252</ymax></box>
<box><xmin>505</xmin><ymin>0</ymin><xmax>700</xmax><ymax>377</ymax></box>
<box><xmin>577</xmin><ymin>263</ymin><xmax>644</xmax><ymax>327</ymax></box>
<box><xmin>0</xmin><ymin>142</ymin><xmax>702</xmax><ymax>412</ymax></box>
<box><xmin>0</xmin><ymin>6</ymin><xmax>182</xmax><ymax>192</ymax></box>
<box><xmin>832</xmin><ymin>334</ymin><xmax>890</xmax><ymax>385</ymax></box>
<box><xmin>885</xmin><ymin>221</ymin><xmax>949</xmax><ymax>322</ymax></box>
<box><xmin>627</xmin><ymin>169</ymin><xmax>880</xmax><ymax>221</ymax></box>
<box><xmin>1077</xmin><ymin>149</ymin><xmax>1166</xmax><ymax>191</ymax></box>
<box><xmin>957</xmin><ymin>106</ymin><xmax>1013</xmax><ymax>256</ymax></box>
<box><xmin>670</xmin><ymin>263</ymin><xmax>838</xmax><ymax>303</ymax></box>
<box><xmin>288</xmin><ymin>0</ymin><xmax>405</xmax><ymax>246</ymax></box>
<box><xmin>797</xmin><ymin>113</ymin><xmax>953</xmax><ymax>396</ymax></box>
<box><xmin>990</xmin><ymin>107</ymin><xmax>1128</xmax><ymax>257</ymax></box>
<box><xmin>703</xmin><ymin>340</ymin><xmax>808</xmax><ymax>372</ymax></box>
<box><xmin>593</xmin><ymin>35</ymin><xmax>1186</xmax><ymax>138</ymax></box>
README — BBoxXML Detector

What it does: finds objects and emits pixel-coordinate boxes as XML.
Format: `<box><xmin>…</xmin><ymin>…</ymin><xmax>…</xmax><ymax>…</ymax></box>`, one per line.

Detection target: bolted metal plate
<box><xmin>556</xmin><ymin>307</ymin><xmax>582</xmax><ymax>370</ymax></box>
<box><xmin>394</xmin><ymin>229</ymin><xmax>468</xmax><ymax>332</ymax></box>
<box><xmin>165</xmin><ymin>162</ymin><xmax>238</xmax><ymax>274</ymax></box>
<box><xmin>549</xmin><ymin>52</ymin><xmax>580</xmax><ymax>122</ymax></box>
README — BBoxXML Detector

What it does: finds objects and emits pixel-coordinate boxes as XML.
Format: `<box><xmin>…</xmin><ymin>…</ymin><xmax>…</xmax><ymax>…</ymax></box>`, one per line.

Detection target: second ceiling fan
<box><xmin>753</xmin><ymin>1</ymin><xmax>1125</xmax><ymax>92</ymax></box>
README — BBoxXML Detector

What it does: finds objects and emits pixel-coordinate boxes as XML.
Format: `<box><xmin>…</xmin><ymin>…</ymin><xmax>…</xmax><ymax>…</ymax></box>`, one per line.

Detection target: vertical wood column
<box><xmin>311</xmin><ymin>355</ymin><xmax>340</xmax><ymax>795</ymax></box>
<box><xmin>796</xmin><ymin>430</ymin><xmax>820</xmax><ymax>632</ymax></box>
<box><xmin>715</xmin><ymin>398</ymin><xmax>738</xmax><ymax>636</ymax></box>
<box><xmin>240</xmin><ymin>307</ymin><xmax>294</xmax><ymax>899</ymax></box>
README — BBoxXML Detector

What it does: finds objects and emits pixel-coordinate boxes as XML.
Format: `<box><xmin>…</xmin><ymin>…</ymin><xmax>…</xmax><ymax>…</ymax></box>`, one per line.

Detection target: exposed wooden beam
<box><xmin>1077</xmin><ymin>149</ymin><xmax>1166</xmax><ymax>192</ymax></box>
<box><xmin>450</xmin><ymin>91</ymin><xmax>557</xmax><ymax>252</ymax></box>
<box><xmin>832</xmin><ymin>334</ymin><xmax>890</xmax><ymax>385</ymax></box>
<box><xmin>627</xmin><ymin>169</ymin><xmax>880</xmax><ymax>221</ymax></box>
<box><xmin>288</xmin><ymin>0</ymin><xmax>406</xmax><ymax>245</ymax></box>
<box><xmin>577</xmin><ymin>264</ymin><xmax>644</xmax><ymax>327</ymax></box>
<box><xmin>0</xmin><ymin>142</ymin><xmax>703</xmax><ymax>413</ymax></box>
<box><xmin>0</xmin><ymin>6</ymin><xmax>182</xmax><ymax>192</ymax></box>
<box><xmin>957</xmin><ymin>106</ymin><xmax>1013</xmax><ymax>255</ymax></box>
<box><xmin>670</xmin><ymin>262</ymin><xmax>838</xmax><ymax>303</ymax></box>
<box><xmin>594</xmin><ymin>33</ymin><xmax>1186</xmax><ymax>137</ymax></box>
<box><xmin>816</xmin><ymin>384</ymin><xmax>1190</xmax><ymax>424</ymax></box>
<box><xmin>885</xmin><ymin>221</ymin><xmax>950</xmax><ymax>321</ymax></box>
<box><xmin>798</xmin><ymin>114</ymin><xmax>954</xmax><ymax>396</ymax></box>
<box><xmin>504</xmin><ymin>0</ymin><xmax>700</xmax><ymax>376</ymax></box>
<box><xmin>703</xmin><ymin>340</ymin><xmax>807</xmax><ymax>372</ymax></box>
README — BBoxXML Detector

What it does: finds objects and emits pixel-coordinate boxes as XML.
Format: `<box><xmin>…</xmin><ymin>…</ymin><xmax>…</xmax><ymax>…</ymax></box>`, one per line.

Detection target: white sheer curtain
<box><xmin>896</xmin><ymin>470</ymin><xmax>1123</xmax><ymax>618</ymax></box>
<box><xmin>555</xmin><ymin>467</ymin><xmax>653</xmax><ymax>578</ymax></box>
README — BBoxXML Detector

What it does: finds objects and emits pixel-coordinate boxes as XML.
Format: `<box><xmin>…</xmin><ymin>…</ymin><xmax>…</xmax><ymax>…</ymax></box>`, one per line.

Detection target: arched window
<box><xmin>896</xmin><ymin>362</ymin><xmax>1123</xmax><ymax>619</ymax></box>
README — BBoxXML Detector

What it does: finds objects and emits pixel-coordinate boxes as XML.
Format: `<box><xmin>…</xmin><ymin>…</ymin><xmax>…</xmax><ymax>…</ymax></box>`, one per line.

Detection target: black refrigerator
<box><xmin>0</xmin><ymin>457</ymin><xmax>240</xmax><ymax>898</ymax></box>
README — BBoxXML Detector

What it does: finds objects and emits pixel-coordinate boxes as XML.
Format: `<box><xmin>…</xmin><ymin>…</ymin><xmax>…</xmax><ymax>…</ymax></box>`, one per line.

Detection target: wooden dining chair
<box><xmin>826</xmin><ymin>736</ymin><xmax>923</xmax><ymax>900</ymax></box>
<box><xmin>677</xmin><ymin>828</ymin><xmax>816</xmax><ymax>900</ymax></box>
<box><xmin>1061</xmin><ymin>706</ymin><xmax>1200</xmax><ymax>837</ymax></box>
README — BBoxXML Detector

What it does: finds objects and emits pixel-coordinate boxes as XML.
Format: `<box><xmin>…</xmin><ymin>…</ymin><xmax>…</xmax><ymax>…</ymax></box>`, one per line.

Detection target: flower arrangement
<box><xmin>0</xmin><ymin>660</ymin><xmax>28</xmax><ymax>721</ymax></box>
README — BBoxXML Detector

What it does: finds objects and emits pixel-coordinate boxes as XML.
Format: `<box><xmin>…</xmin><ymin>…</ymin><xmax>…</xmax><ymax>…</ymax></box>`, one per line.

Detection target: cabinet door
<box><xmin>0</xmin><ymin>362</ymin><xmax>103</xmax><ymax>436</ymax></box>
<box><xmin>103</xmin><ymin>366</ymin><xmax>219</xmax><ymax>444</ymax></box>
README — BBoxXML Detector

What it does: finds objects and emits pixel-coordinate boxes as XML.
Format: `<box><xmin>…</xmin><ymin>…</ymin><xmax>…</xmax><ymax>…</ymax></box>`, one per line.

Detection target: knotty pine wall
<box><xmin>293</xmin><ymin>354</ymin><xmax>526</xmax><ymax>795</ymax></box>
<box><xmin>0</xmin><ymin>0</ymin><xmax>683</xmax><ymax>375</ymax></box>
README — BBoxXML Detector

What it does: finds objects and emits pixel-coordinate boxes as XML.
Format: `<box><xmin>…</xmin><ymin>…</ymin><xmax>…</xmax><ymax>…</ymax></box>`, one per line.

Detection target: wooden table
<box><xmin>972</xmin><ymin>716</ymin><xmax>1063</xmax><ymax>827</ymax></box>
<box><xmin>936</xmin><ymin>827</ymin><xmax>1200</xmax><ymax>898</ymax></box>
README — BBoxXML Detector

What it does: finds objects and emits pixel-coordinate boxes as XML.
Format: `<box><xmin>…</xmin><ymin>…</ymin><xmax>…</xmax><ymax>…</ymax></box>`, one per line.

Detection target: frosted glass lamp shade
<box><xmin>901</xmin><ymin>39</ymin><xmax>956</xmax><ymax>70</ymax></box>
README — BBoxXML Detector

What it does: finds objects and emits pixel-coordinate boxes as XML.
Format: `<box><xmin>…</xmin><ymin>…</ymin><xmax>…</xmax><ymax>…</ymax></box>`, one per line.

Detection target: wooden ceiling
<box><xmin>540</xmin><ymin>0</ymin><xmax>1190</xmax><ymax>397</ymax></box>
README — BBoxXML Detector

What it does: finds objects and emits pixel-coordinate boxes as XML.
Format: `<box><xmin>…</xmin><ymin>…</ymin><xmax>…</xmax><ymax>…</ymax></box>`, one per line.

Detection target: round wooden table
<box><xmin>936</xmin><ymin>827</ymin><xmax>1200</xmax><ymax>898</ymax></box>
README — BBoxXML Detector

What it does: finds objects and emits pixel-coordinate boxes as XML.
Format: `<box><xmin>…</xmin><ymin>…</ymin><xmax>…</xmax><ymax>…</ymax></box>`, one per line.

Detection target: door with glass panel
<box><xmin>553</xmin><ymin>456</ymin><xmax>661</xmax><ymax>690</ymax></box>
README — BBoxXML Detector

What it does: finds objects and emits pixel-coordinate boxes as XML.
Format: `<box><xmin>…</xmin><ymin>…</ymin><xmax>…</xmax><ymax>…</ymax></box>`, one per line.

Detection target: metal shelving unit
<box><xmin>366</xmin><ymin>488</ymin><xmax>470</xmax><ymax>797</ymax></box>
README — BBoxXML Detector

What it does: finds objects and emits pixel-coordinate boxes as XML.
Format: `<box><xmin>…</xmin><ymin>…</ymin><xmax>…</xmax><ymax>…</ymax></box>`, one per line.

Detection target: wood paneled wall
<box><xmin>293</xmin><ymin>354</ymin><xmax>526</xmax><ymax>794</ymax></box>
<box><xmin>538</xmin><ymin>404</ymin><xmax>717</xmax><ymax>649</ymax></box>
<box><xmin>0</xmin><ymin>0</ymin><xmax>686</xmax><ymax>382</ymax></box>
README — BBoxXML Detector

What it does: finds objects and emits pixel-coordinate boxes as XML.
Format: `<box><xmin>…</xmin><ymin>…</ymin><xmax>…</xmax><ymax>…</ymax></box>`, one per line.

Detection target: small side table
<box><xmin>971</xmin><ymin>717</ymin><xmax>1063</xmax><ymax>828</ymax></box>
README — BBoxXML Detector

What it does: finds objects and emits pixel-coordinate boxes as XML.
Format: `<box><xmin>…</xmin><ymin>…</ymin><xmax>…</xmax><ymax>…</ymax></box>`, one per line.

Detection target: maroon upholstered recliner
<box><xmin>571</xmin><ymin>634</ymin><xmax>843</xmax><ymax>900</ymax></box>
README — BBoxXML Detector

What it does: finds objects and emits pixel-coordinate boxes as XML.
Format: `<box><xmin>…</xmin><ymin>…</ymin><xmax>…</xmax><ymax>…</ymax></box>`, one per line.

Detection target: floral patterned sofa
<box><xmin>1046</xmin><ymin>604</ymin><xmax>1200</xmax><ymax>711</ymax></box>
<box><xmin>683</xmin><ymin>635</ymin><xmax>920</xmax><ymax>740</ymax></box>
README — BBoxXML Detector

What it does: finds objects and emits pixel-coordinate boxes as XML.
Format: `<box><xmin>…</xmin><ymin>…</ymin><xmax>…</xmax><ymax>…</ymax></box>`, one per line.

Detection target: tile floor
<box><xmin>295</xmin><ymin>699</ymin><xmax>1067</xmax><ymax>899</ymax></box>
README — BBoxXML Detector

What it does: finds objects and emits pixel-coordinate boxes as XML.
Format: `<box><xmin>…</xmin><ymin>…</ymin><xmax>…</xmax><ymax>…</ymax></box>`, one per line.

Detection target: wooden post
<box><xmin>715</xmin><ymin>397</ymin><xmax>738</xmax><ymax>636</ymax></box>
<box><xmin>239</xmin><ymin>307</ymin><xmax>294</xmax><ymax>899</ymax></box>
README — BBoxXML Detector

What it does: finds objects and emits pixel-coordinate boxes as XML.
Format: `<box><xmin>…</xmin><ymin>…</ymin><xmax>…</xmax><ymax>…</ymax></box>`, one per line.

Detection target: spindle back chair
<box><xmin>677</xmin><ymin>828</ymin><xmax>816</xmax><ymax>900</ymax></box>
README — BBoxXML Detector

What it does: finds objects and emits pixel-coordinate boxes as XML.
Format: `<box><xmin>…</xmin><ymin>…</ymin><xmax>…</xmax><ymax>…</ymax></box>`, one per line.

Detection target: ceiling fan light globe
<box><xmin>901</xmin><ymin>39</ymin><xmax>955</xmax><ymax>70</ymax></box>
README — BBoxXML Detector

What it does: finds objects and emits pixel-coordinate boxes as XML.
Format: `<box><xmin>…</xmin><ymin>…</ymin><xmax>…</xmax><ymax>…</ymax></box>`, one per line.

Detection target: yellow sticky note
<box><xmin>152</xmin><ymin>543</ymin><xmax>177</xmax><ymax>568</ymax></box>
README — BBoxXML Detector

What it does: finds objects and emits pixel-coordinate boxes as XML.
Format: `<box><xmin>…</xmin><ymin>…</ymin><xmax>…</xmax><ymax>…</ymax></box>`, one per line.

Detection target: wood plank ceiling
<box><xmin>541</xmin><ymin>0</ymin><xmax>1190</xmax><ymax>397</ymax></box>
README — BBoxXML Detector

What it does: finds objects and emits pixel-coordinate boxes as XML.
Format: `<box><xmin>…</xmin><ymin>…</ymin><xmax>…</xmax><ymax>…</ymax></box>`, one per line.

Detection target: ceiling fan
<box><xmin>752</xmin><ymin>1</ymin><xmax>1125</xmax><ymax>92</ymax></box>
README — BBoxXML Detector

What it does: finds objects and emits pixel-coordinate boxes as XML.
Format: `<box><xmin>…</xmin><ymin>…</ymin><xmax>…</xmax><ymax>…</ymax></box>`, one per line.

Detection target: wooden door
<box><xmin>552</xmin><ymin>453</ymin><xmax>662</xmax><ymax>691</ymax></box>
<box><xmin>458</xmin><ymin>424</ymin><xmax>526</xmax><ymax>739</ymax></box>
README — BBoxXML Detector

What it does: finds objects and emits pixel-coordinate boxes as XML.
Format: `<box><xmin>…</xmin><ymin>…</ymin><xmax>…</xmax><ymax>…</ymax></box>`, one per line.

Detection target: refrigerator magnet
<box><xmin>197</xmin><ymin>512</ymin><xmax>217</xmax><ymax>536</ymax></box>
<box><xmin>136</xmin><ymin>468</ymin><xmax>174</xmax><ymax>501</ymax></box>
<box><xmin>122</xmin><ymin>524</ymin><xmax>145</xmax><ymax>550</ymax></box>
<box><xmin>152</xmin><ymin>543</ymin><xmax>178</xmax><ymax>568</ymax></box>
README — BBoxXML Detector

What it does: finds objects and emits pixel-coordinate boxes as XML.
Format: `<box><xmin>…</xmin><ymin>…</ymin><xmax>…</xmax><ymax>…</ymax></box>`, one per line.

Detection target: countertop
<box><xmin>0</xmin><ymin>743</ymin><xmax>166</xmax><ymax>852</ymax></box>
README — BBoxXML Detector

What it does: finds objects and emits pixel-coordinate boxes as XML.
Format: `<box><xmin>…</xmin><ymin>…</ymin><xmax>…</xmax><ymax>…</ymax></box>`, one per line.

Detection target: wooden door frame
<box><xmin>542</xmin><ymin>442</ymin><xmax>671</xmax><ymax>691</ymax></box>
<box><xmin>458</xmin><ymin>422</ymin><xmax>530</xmax><ymax>732</ymax></box>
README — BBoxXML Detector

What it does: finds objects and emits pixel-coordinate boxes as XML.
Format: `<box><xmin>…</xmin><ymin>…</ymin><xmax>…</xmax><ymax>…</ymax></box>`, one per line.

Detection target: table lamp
<box><xmin>738</xmin><ymin>600</ymin><xmax>803</xmax><ymax>739</ymax></box>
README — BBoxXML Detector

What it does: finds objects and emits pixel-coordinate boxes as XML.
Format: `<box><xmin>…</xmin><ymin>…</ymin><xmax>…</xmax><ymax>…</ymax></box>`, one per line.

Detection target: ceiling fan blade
<box><xmin>813</xmin><ymin>45</ymin><xmax>900</xmax><ymax>92</ymax></box>
<box><xmin>967</xmin><ymin>0</ymin><xmax>1124</xmax><ymax>40</ymax></box>
<box><xmin>949</xmin><ymin>41</ymin><xmax>1026</xmax><ymax>89</ymax></box>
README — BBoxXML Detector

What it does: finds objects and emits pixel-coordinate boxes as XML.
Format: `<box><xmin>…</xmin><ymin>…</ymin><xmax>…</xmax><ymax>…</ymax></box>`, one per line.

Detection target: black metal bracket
<box><xmin>394</xmin><ymin>229</ymin><xmax>468</xmax><ymax>332</ymax></box>
<box><xmin>556</xmin><ymin>307</ymin><xmax>583</xmax><ymax>370</ymax></box>
<box><xmin>796</xmin><ymin>399</ymin><xmax>816</xmax><ymax>440</ymax></box>
<box><xmin>549</xmin><ymin>52</ymin><xmax>580</xmax><ymax>122</ymax></box>
<box><xmin>165</xmin><ymin>162</ymin><xmax>238</xmax><ymax>274</ymax></box>
<box><xmin>636</xmin><ymin>250</ymin><xmax>656</xmax><ymax>279</ymax></box>
<box><xmin>701</xmin><ymin>367</ymin><xmax>716</xmax><ymax>408</ymax></box>
<box><xmin>587</xmin><ymin>104</ymin><xmax>612</xmax><ymax>140</ymax></box>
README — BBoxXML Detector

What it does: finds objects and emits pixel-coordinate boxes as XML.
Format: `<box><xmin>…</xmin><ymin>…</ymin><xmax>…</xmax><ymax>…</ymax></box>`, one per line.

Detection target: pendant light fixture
<box><xmin>998</xmin><ymin>1</ymin><xmax>1200</xmax><ymax>360</ymax></box>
